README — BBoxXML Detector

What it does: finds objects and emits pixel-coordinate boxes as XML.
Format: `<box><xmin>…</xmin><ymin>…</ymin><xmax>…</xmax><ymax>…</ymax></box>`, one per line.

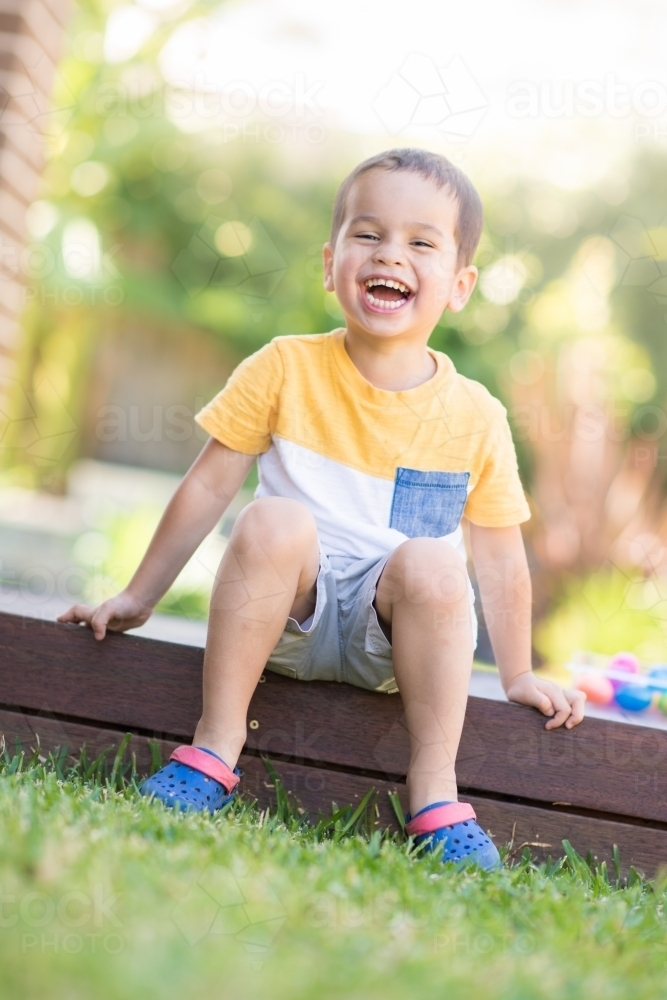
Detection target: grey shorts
<box><xmin>264</xmin><ymin>547</ymin><xmax>478</xmax><ymax>695</ymax></box>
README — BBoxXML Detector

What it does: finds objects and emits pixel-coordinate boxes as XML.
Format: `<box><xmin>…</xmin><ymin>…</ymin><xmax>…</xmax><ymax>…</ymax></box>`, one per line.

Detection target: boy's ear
<box><xmin>447</xmin><ymin>265</ymin><xmax>478</xmax><ymax>313</ymax></box>
<box><xmin>322</xmin><ymin>242</ymin><xmax>334</xmax><ymax>292</ymax></box>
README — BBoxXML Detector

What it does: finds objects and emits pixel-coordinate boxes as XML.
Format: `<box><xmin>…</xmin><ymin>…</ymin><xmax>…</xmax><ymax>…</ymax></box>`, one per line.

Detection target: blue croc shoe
<box><xmin>405</xmin><ymin>801</ymin><xmax>501</xmax><ymax>871</ymax></box>
<box><xmin>140</xmin><ymin>745</ymin><xmax>241</xmax><ymax>814</ymax></box>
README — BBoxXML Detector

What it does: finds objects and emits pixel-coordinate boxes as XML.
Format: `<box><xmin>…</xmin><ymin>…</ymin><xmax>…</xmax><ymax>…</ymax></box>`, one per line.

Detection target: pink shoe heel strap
<box><xmin>170</xmin><ymin>746</ymin><xmax>240</xmax><ymax>794</ymax></box>
<box><xmin>405</xmin><ymin>801</ymin><xmax>476</xmax><ymax>836</ymax></box>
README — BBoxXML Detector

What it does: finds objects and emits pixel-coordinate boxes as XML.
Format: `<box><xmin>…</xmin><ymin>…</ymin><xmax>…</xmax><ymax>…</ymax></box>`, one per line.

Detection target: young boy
<box><xmin>59</xmin><ymin>148</ymin><xmax>585</xmax><ymax>870</ymax></box>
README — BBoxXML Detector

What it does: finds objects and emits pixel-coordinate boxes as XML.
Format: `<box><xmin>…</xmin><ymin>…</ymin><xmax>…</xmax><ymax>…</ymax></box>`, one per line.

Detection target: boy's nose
<box><xmin>372</xmin><ymin>240</ymin><xmax>406</xmax><ymax>267</ymax></box>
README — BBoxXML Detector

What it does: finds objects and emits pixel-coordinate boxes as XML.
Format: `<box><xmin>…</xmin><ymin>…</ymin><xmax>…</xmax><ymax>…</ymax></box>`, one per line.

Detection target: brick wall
<box><xmin>0</xmin><ymin>0</ymin><xmax>70</xmax><ymax>376</ymax></box>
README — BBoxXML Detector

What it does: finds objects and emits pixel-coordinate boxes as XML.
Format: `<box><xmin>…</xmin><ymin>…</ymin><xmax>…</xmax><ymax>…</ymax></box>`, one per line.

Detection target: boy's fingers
<box><xmin>544</xmin><ymin>687</ymin><xmax>573</xmax><ymax>729</ymax></box>
<box><xmin>90</xmin><ymin>606</ymin><xmax>111</xmax><ymax>641</ymax></box>
<box><xmin>533</xmin><ymin>690</ymin><xmax>556</xmax><ymax>717</ymax></box>
<box><xmin>57</xmin><ymin>604</ymin><xmax>93</xmax><ymax>625</ymax></box>
<box><xmin>564</xmin><ymin>690</ymin><xmax>586</xmax><ymax>728</ymax></box>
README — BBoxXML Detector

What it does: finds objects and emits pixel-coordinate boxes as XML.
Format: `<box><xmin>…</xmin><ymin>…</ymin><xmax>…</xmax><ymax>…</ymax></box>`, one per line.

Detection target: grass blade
<box><xmin>148</xmin><ymin>740</ymin><xmax>163</xmax><ymax>776</ymax></box>
<box><xmin>109</xmin><ymin>733</ymin><xmax>133</xmax><ymax>790</ymax></box>
<box><xmin>388</xmin><ymin>791</ymin><xmax>406</xmax><ymax>833</ymax></box>
<box><xmin>261</xmin><ymin>757</ymin><xmax>301</xmax><ymax>825</ymax></box>
<box><xmin>340</xmin><ymin>786</ymin><xmax>376</xmax><ymax>836</ymax></box>
<box><xmin>612</xmin><ymin>844</ymin><xmax>622</xmax><ymax>885</ymax></box>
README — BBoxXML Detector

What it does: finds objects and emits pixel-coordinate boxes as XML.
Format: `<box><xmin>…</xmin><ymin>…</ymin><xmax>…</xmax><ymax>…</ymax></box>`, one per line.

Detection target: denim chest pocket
<box><xmin>389</xmin><ymin>468</ymin><xmax>470</xmax><ymax>538</ymax></box>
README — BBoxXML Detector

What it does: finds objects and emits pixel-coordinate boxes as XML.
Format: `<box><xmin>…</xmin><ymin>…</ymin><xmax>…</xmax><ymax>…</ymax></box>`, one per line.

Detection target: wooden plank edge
<box><xmin>5</xmin><ymin>609</ymin><xmax>667</xmax><ymax>829</ymax></box>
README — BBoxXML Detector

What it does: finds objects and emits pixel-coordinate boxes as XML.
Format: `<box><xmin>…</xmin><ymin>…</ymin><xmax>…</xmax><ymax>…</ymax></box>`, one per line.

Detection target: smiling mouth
<box><xmin>362</xmin><ymin>277</ymin><xmax>413</xmax><ymax>311</ymax></box>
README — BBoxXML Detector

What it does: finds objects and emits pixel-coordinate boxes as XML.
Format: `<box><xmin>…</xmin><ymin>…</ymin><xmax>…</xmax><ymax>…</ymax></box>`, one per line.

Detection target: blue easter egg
<box><xmin>648</xmin><ymin>666</ymin><xmax>667</xmax><ymax>690</ymax></box>
<box><xmin>615</xmin><ymin>684</ymin><xmax>653</xmax><ymax>711</ymax></box>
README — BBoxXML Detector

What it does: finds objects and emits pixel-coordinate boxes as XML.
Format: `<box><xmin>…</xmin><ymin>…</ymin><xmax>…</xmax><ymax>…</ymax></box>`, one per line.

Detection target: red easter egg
<box><xmin>575</xmin><ymin>674</ymin><xmax>615</xmax><ymax>705</ymax></box>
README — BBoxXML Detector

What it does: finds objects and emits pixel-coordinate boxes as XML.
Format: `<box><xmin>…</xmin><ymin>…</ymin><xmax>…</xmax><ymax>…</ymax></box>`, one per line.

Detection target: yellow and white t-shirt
<box><xmin>196</xmin><ymin>330</ymin><xmax>530</xmax><ymax>564</ymax></box>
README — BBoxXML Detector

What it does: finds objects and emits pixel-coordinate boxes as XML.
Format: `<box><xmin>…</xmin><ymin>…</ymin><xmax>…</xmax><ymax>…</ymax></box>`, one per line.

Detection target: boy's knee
<box><xmin>386</xmin><ymin>537</ymin><xmax>469</xmax><ymax>606</ymax></box>
<box><xmin>231</xmin><ymin>497</ymin><xmax>318</xmax><ymax>554</ymax></box>
<box><xmin>391</xmin><ymin>537</ymin><xmax>466</xmax><ymax>574</ymax></box>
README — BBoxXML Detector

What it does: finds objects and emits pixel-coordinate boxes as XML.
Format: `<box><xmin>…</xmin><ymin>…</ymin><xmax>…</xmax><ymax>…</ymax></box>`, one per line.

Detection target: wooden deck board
<box><xmin>2</xmin><ymin>611</ymin><xmax>667</xmax><ymax>875</ymax></box>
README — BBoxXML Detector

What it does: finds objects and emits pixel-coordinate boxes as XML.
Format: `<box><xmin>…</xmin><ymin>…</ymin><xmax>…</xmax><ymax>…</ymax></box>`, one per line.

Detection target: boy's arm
<box><xmin>469</xmin><ymin>523</ymin><xmax>585</xmax><ymax>730</ymax></box>
<box><xmin>58</xmin><ymin>439</ymin><xmax>256</xmax><ymax>640</ymax></box>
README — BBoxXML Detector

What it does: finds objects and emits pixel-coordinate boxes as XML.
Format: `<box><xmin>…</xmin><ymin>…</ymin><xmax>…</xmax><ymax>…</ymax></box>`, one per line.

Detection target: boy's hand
<box><xmin>57</xmin><ymin>590</ymin><xmax>153</xmax><ymax>641</ymax></box>
<box><xmin>504</xmin><ymin>671</ymin><xmax>586</xmax><ymax>730</ymax></box>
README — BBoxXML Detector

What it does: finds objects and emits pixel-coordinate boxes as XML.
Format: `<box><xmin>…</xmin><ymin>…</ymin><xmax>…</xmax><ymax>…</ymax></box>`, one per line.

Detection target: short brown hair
<box><xmin>330</xmin><ymin>148</ymin><xmax>484</xmax><ymax>267</ymax></box>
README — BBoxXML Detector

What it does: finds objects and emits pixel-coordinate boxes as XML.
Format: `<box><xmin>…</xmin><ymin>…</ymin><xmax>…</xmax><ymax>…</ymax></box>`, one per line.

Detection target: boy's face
<box><xmin>323</xmin><ymin>169</ymin><xmax>477</xmax><ymax>345</ymax></box>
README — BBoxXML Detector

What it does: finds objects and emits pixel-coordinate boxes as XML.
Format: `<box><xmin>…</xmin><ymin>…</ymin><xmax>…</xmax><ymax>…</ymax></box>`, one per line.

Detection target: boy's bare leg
<box><xmin>374</xmin><ymin>538</ymin><xmax>474</xmax><ymax>817</ymax></box>
<box><xmin>193</xmin><ymin>496</ymin><xmax>320</xmax><ymax>768</ymax></box>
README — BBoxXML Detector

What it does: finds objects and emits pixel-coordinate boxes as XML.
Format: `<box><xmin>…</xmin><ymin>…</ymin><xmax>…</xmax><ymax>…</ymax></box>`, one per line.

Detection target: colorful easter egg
<box><xmin>608</xmin><ymin>652</ymin><xmax>641</xmax><ymax>692</ymax></box>
<box><xmin>575</xmin><ymin>674</ymin><xmax>614</xmax><ymax>705</ymax></box>
<box><xmin>615</xmin><ymin>684</ymin><xmax>653</xmax><ymax>711</ymax></box>
<box><xmin>647</xmin><ymin>666</ymin><xmax>667</xmax><ymax>691</ymax></box>
<box><xmin>656</xmin><ymin>693</ymin><xmax>667</xmax><ymax>716</ymax></box>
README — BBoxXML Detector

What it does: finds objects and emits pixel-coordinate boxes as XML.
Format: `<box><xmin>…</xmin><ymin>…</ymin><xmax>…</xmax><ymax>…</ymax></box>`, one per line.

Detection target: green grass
<box><xmin>1</xmin><ymin>747</ymin><xmax>667</xmax><ymax>1000</ymax></box>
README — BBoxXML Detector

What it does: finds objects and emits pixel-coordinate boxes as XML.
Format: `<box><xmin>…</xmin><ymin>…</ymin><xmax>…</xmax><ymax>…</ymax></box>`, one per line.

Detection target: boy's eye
<box><xmin>352</xmin><ymin>233</ymin><xmax>435</xmax><ymax>248</ymax></box>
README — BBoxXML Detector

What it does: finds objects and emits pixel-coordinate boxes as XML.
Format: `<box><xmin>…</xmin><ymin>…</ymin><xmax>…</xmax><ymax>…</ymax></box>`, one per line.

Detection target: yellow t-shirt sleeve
<box><xmin>195</xmin><ymin>340</ymin><xmax>284</xmax><ymax>455</ymax></box>
<box><xmin>464</xmin><ymin>402</ymin><xmax>531</xmax><ymax>527</ymax></box>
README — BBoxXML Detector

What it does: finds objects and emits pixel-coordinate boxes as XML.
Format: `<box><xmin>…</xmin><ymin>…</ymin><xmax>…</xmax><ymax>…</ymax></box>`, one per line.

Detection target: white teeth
<box><xmin>364</xmin><ymin>277</ymin><xmax>410</xmax><ymax>294</ymax></box>
<box><xmin>365</xmin><ymin>289</ymin><xmax>405</xmax><ymax>309</ymax></box>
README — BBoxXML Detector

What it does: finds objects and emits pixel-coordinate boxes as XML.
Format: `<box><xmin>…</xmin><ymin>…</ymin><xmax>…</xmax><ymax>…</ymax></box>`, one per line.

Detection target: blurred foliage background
<box><xmin>4</xmin><ymin>0</ymin><xmax>667</xmax><ymax>664</ymax></box>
